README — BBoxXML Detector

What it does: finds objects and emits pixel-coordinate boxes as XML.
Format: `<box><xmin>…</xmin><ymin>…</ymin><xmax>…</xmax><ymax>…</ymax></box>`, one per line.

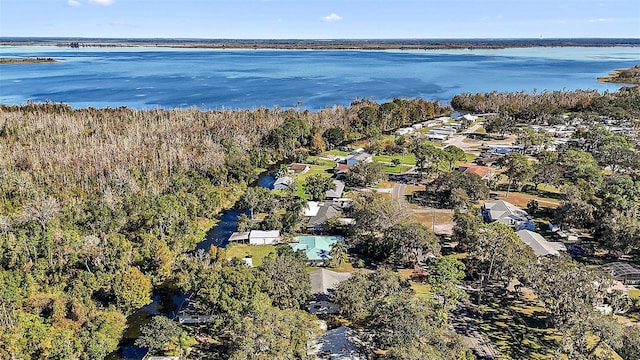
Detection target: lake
<box><xmin>1</xmin><ymin>46</ymin><xmax>638</xmax><ymax>110</ymax></box>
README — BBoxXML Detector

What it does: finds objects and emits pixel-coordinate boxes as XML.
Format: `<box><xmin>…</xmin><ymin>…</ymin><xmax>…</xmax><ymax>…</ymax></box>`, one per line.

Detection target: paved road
<box><xmin>391</xmin><ymin>182</ymin><xmax>407</xmax><ymax>200</ymax></box>
<box><xmin>451</xmin><ymin>306</ymin><xmax>501</xmax><ymax>360</ymax></box>
<box><xmin>443</xmin><ymin>123</ymin><xmax>484</xmax><ymax>150</ymax></box>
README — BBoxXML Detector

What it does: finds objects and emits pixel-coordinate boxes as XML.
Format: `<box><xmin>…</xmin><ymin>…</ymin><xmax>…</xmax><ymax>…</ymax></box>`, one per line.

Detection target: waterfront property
<box><xmin>290</xmin><ymin>235</ymin><xmax>343</xmax><ymax>265</ymax></box>
<box><xmin>273</xmin><ymin>176</ymin><xmax>295</xmax><ymax>190</ymax></box>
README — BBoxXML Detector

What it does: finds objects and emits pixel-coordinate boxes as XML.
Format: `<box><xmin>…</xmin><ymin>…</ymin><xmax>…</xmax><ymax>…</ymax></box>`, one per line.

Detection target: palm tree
<box><xmin>330</xmin><ymin>240</ymin><xmax>348</xmax><ymax>268</ymax></box>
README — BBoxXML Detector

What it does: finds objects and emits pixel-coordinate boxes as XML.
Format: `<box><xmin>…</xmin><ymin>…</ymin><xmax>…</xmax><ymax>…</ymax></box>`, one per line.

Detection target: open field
<box><xmin>492</xmin><ymin>191</ymin><xmax>560</xmax><ymax>209</ymax></box>
<box><xmin>225</xmin><ymin>244</ymin><xmax>276</xmax><ymax>266</ymax></box>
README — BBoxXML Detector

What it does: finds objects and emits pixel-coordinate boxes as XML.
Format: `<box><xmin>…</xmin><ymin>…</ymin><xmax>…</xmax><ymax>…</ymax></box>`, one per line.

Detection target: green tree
<box><xmin>346</xmin><ymin>161</ymin><xmax>386</xmax><ymax>187</ymax></box>
<box><xmin>442</xmin><ymin>145</ymin><xmax>467</xmax><ymax>170</ymax></box>
<box><xmin>322</xmin><ymin>127</ymin><xmax>345</xmax><ymax>149</ymax></box>
<box><xmin>496</xmin><ymin>152</ymin><xmax>534</xmax><ymax>195</ymax></box>
<box><xmin>135</xmin><ymin>316</ymin><xmax>182</xmax><ymax>355</ymax></box>
<box><xmin>427</xmin><ymin>256</ymin><xmax>468</xmax><ymax>314</ymax></box>
<box><xmin>113</xmin><ymin>266</ymin><xmax>152</xmax><ymax>314</ymax></box>
<box><xmin>330</xmin><ymin>240</ymin><xmax>348</xmax><ymax>268</ymax></box>
<box><xmin>303</xmin><ymin>174</ymin><xmax>335</xmax><ymax>201</ymax></box>
<box><xmin>465</xmin><ymin>223</ymin><xmax>536</xmax><ymax>304</ymax></box>
<box><xmin>259</xmin><ymin>252</ymin><xmax>311</xmax><ymax>310</ymax></box>
<box><xmin>383</xmin><ymin>222</ymin><xmax>439</xmax><ymax>267</ymax></box>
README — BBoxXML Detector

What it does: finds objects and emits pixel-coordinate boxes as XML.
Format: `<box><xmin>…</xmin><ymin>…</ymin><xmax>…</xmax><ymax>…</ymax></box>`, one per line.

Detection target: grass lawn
<box><xmin>628</xmin><ymin>289</ymin><xmax>640</xmax><ymax>299</ymax></box>
<box><xmin>224</xmin><ymin>244</ymin><xmax>276</xmax><ymax>266</ymax></box>
<box><xmin>289</xmin><ymin>156</ymin><xmax>337</xmax><ymax>199</ymax></box>
<box><xmin>493</xmin><ymin>191</ymin><xmax>560</xmax><ymax>209</ymax></box>
<box><xmin>384</xmin><ymin>164</ymin><xmax>412</xmax><ymax>174</ymax></box>
<box><xmin>474</xmin><ymin>126</ymin><xmax>487</xmax><ymax>134</ymax></box>
<box><xmin>322</xmin><ymin>149</ymin><xmax>349</xmax><ymax>157</ymax></box>
<box><xmin>373</xmin><ymin>153</ymin><xmax>417</xmax><ymax>165</ymax></box>
<box><xmin>397</xmin><ymin>269</ymin><xmax>433</xmax><ymax>299</ymax></box>
<box><xmin>412</xmin><ymin>211</ymin><xmax>454</xmax><ymax>229</ymax></box>
<box><xmin>464</xmin><ymin>153</ymin><xmax>478</xmax><ymax>162</ymax></box>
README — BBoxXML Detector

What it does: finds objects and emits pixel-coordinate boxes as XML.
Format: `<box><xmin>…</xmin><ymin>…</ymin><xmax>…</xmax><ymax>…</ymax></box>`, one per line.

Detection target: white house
<box><xmin>249</xmin><ymin>230</ymin><xmax>280</xmax><ymax>245</ymax></box>
<box><xmin>482</xmin><ymin>200</ymin><xmax>535</xmax><ymax>231</ymax></box>
<box><xmin>516</xmin><ymin>230</ymin><xmax>566</xmax><ymax>257</ymax></box>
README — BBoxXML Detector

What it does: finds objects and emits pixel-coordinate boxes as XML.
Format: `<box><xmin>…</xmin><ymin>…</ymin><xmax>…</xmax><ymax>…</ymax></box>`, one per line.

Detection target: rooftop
<box><xmin>516</xmin><ymin>230</ymin><xmax>566</xmax><ymax>257</ymax></box>
<box><xmin>290</xmin><ymin>235</ymin><xmax>343</xmax><ymax>262</ymax></box>
<box><xmin>309</xmin><ymin>268</ymin><xmax>352</xmax><ymax>295</ymax></box>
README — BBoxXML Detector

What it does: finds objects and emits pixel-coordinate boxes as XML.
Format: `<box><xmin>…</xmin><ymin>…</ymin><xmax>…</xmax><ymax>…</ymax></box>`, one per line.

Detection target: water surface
<box><xmin>1</xmin><ymin>46</ymin><xmax>638</xmax><ymax>110</ymax></box>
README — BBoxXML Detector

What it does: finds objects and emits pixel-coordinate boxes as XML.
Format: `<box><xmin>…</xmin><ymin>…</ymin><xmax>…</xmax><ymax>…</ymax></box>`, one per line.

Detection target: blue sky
<box><xmin>1</xmin><ymin>0</ymin><xmax>638</xmax><ymax>39</ymax></box>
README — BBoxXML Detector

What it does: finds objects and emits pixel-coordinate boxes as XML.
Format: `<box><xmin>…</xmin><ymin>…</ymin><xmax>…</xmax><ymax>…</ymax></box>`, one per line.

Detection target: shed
<box><xmin>289</xmin><ymin>163</ymin><xmax>311</xmax><ymax>174</ymax></box>
<box><xmin>249</xmin><ymin>230</ymin><xmax>280</xmax><ymax>245</ymax></box>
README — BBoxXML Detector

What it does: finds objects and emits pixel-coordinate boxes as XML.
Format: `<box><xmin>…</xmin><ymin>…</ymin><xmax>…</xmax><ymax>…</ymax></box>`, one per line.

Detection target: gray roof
<box><xmin>307</xmin><ymin>203</ymin><xmax>342</xmax><ymax>229</ymax></box>
<box><xmin>309</xmin><ymin>268</ymin><xmax>352</xmax><ymax>295</ymax></box>
<box><xmin>516</xmin><ymin>230</ymin><xmax>566</xmax><ymax>256</ymax></box>
<box><xmin>325</xmin><ymin>180</ymin><xmax>345</xmax><ymax>199</ymax></box>
<box><xmin>228</xmin><ymin>231</ymin><xmax>250</xmax><ymax>242</ymax></box>
<box><xmin>313</xmin><ymin>326</ymin><xmax>365</xmax><ymax>360</ymax></box>
<box><xmin>273</xmin><ymin>176</ymin><xmax>294</xmax><ymax>189</ymax></box>
<box><xmin>484</xmin><ymin>200</ymin><xmax>529</xmax><ymax>221</ymax></box>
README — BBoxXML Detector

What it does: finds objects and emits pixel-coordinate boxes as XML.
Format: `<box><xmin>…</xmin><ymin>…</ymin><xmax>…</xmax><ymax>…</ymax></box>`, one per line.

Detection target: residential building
<box><xmin>482</xmin><ymin>199</ymin><xmax>535</xmax><ymax>231</ymax></box>
<box><xmin>307</xmin><ymin>268</ymin><xmax>352</xmax><ymax>315</ymax></box>
<box><xmin>457</xmin><ymin>162</ymin><xmax>495</xmax><ymax>181</ymax></box>
<box><xmin>290</xmin><ymin>235</ymin><xmax>343</xmax><ymax>265</ymax></box>
<box><xmin>325</xmin><ymin>180</ymin><xmax>345</xmax><ymax>200</ymax></box>
<box><xmin>516</xmin><ymin>230</ymin><xmax>566</xmax><ymax>257</ymax></box>
<box><xmin>273</xmin><ymin>176</ymin><xmax>294</xmax><ymax>190</ymax></box>
<box><xmin>289</xmin><ymin>163</ymin><xmax>310</xmax><ymax>174</ymax></box>
<box><xmin>602</xmin><ymin>262</ymin><xmax>640</xmax><ymax>286</ymax></box>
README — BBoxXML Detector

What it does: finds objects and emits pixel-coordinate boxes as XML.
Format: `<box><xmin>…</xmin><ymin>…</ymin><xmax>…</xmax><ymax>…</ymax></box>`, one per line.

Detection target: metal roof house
<box><xmin>516</xmin><ymin>230</ymin><xmax>566</xmax><ymax>257</ymax></box>
<box><xmin>290</xmin><ymin>235</ymin><xmax>343</xmax><ymax>265</ymax></box>
<box><xmin>273</xmin><ymin>176</ymin><xmax>294</xmax><ymax>190</ymax></box>
<box><xmin>482</xmin><ymin>199</ymin><xmax>535</xmax><ymax>231</ymax></box>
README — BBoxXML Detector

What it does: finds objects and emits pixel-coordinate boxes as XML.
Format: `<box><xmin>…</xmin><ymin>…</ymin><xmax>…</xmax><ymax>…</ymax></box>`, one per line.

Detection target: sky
<box><xmin>1</xmin><ymin>0</ymin><xmax>639</xmax><ymax>39</ymax></box>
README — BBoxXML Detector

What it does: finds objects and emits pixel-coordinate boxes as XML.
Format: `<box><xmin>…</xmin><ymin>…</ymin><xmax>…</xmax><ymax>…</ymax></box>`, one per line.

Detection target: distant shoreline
<box><xmin>0</xmin><ymin>57</ymin><xmax>57</xmax><ymax>64</ymax></box>
<box><xmin>1</xmin><ymin>38</ymin><xmax>639</xmax><ymax>50</ymax></box>
<box><xmin>598</xmin><ymin>65</ymin><xmax>640</xmax><ymax>85</ymax></box>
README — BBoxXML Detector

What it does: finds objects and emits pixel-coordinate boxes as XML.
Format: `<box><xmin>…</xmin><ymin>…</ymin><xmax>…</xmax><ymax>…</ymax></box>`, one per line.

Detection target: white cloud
<box><xmin>322</xmin><ymin>13</ymin><xmax>343</xmax><ymax>22</ymax></box>
<box><xmin>68</xmin><ymin>0</ymin><xmax>81</xmax><ymax>6</ymax></box>
<box><xmin>89</xmin><ymin>0</ymin><xmax>114</xmax><ymax>5</ymax></box>
<box><xmin>588</xmin><ymin>18</ymin><xmax>610</xmax><ymax>23</ymax></box>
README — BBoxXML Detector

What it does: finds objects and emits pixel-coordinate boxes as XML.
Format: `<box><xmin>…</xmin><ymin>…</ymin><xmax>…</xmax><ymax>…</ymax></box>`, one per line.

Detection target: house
<box><xmin>307</xmin><ymin>269</ymin><xmax>352</xmax><ymax>315</ymax></box>
<box><xmin>273</xmin><ymin>176</ymin><xmax>294</xmax><ymax>190</ymax></box>
<box><xmin>310</xmin><ymin>268</ymin><xmax>352</xmax><ymax>297</ymax></box>
<box><xmin>395</xmin><ymin>127</ymin><xmax>415</xmax><ymax>136</ymax></box>
<box><xmin>325</xmin><ymin>180</ymin><xmax>345</xmax><ymax>200</ymax></box>
<box><xmin>516</xmin><ymin>230</ymin><xmax>566</xmax><ymax>257</ymax></box>
<box><xmin>602</xmin><ymin>262</ymin><xmax>640</xmax><ymax>285</ymax></box>
<box><xmin>311</xmin><ymin>326</ymin><xmax>365</xmax><ymax>360</ymax></box>
<box><xmin>249</xmin><ymin>230</ymin><xmax>280</xmax><ymax>245</ymax></box>
<box><xmin>459</xmin><ymin>114</ymin><xmax>478</xmax><ymax>122</ymax></box>
<box><xmin>176</xmin><ymin>297</ymin><xmax>212</xmax><ymax>325</ymax></box>
<box><xmin>457</xmin><ymin>162</ymin><xmax>495</xmax><ymax>181</ymax></box>
<box><xmin>290</xmin><ymin>235</ymin><xmax>344</xmax><ymax>265</ymax></box>
<box><xmin>333</xmin><ymin>164</ymin><xmax>353</xmax><ymax>180</ymax></box>
<box><xmin>306</xmin><ymin>202</ymin><xmax>343</xmax><ymax>232</ymax></box>
<box><xmin>304</xmin><ymin>201</ymin><xmax>321</xmax><ymax>217</ymax></box>
<box><xmin>482</xmin><ymin>199</ymin><xmax>535</xmax><ymax>231</ymax></box>
<box><xmin>289</xmin><ymin>163</ymin><xmax>310</xmax><ymax>174</ymax></box>
<box><xmin>346</xmin><ymin>150</ymin><xmax>373</xmax><ymax>164</ymax></box>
